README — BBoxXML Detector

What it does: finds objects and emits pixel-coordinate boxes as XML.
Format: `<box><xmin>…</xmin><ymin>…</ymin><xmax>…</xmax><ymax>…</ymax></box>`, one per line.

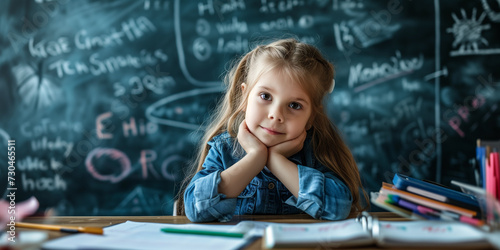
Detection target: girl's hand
<box><xmin>237</xmin><ymin>120</ymin><xmax>268</xmax><ymax>156</ymax></box>
<box><xmin>268</xmin><ymin>130</ymin><xmax>307</xmax><ymax>158</ymax></box>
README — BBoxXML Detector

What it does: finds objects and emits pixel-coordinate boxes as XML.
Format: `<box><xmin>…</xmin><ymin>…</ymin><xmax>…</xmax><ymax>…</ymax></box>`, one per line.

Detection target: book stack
<box><xmin>372</xmin><ymin>174</ymin><xmax>487</xmax><ymax>228</ymax></box>
<box><xmin>263</xmin><ymin>172</ymin><xmax>500</xmax><ymax>249</ymax></box>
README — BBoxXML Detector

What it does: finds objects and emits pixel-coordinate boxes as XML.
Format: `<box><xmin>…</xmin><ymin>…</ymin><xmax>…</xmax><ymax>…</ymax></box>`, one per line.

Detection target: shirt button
<box><xmin>268</xmin><ymin>183</ymin><xmax>275</xmax><ymax>189</ymax></box>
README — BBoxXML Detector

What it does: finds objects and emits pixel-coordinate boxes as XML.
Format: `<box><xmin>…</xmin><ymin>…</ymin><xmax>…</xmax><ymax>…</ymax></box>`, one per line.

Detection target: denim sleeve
<box><xmin>285</xmin><ymin>165</ymin><xmax>352</xmax><ymax>220</ymax></box>
<box><xmin>183</xmin><ymin>143</ymin><xmax>237</xmax><ymax>222</ymax></box>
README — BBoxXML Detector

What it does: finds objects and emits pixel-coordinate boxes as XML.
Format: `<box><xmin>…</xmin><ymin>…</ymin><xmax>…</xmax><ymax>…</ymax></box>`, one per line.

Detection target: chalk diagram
<box><xmin>150</xmin><ymin>0</ymin><xmax>226</xmax><ymax>131</ymax></box>
<box><xmin>116</xmin><ymin>186</ymin><xmax>156</xmax><ymax>215</ymax></box>
<box><xmin>447</xmin><ymin>8</ymin><xmax>500</xmax><ymax>56</ymax></box>
<box><xmin>145</xmin><ymin>86</ymin><xmax>223</xmax><ymax>130</ymax></box>
<box><xmin>12</xmin><ymin>64</ymin><xmax>62</xmax><ymax>111</ymax></box>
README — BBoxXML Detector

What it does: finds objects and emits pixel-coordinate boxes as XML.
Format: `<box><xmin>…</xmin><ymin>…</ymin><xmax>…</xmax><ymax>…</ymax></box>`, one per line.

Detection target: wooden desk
<box><xmin>13</xmin><ymin>212</ymin><xmax>493</xmax><ymax>250</ymax></box>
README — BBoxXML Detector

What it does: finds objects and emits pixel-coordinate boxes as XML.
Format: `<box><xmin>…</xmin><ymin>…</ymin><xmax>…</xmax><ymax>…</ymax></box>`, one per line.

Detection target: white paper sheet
<box><xmin>43</xmin><ymin>221</ymin><xmax>256</xmax><ymax>250</ymax></box>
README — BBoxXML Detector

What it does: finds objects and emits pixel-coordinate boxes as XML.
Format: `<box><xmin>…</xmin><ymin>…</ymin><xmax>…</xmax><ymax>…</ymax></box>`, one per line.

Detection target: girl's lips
<box><xmin>261</xmin><ymin>126</ymin><xmax>283</xmax><ymax>135</ymax></box>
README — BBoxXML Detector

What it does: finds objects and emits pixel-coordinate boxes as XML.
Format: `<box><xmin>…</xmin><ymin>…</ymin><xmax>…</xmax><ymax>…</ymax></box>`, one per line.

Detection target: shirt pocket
<box><xmin>236</xmin><ymin>179</ymin><xmax>259</xmax><ymax>214</ymax></box>
<box><xmin>237</xmin><ymin>178</ymin><xmax>259</xmax><ymax>198</ymax></box>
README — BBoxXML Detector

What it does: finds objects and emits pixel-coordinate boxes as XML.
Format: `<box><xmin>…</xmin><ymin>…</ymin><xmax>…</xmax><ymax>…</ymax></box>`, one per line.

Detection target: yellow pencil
<box><xmin>16</xmin><ymin>222</ymin><xmax>103</xmax><ymax>235</ymax></box>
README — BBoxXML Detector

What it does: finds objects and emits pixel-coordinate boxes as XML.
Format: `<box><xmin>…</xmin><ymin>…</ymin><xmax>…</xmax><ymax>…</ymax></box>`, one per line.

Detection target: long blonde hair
<box><xmin>178</xmin><ymin>38</ymin><xmax>368</xmax><ymax>217</ymax></box>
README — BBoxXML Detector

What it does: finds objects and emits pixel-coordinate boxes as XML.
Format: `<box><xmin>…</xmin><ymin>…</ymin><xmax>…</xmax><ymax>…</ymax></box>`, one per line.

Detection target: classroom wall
<box><xmin>1</xmin><ymin>0</ymin><xmax>499</xmax><ymax>215</ymax></box>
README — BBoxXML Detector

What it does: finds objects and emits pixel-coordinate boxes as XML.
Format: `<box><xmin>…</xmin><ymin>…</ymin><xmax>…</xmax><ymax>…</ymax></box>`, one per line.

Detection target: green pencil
<box><xmin>160</xmin><ymin>228</ymin><xmax>245</xmax><ymax>238</ymax></box>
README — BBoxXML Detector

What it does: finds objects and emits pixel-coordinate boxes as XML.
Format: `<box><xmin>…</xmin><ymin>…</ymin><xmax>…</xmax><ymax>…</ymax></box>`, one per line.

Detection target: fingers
<box><xmin>269</xmin><ymin>131</ymin><xmax>306</xmax><ymax>158</ymax></box>
<box><xmin>238</xmin><ymin>119</ymin><xmax>248</xmax><ymax>132</ymax></box>
<box><xmin>237</xmin><ymin>120</ymin><xmax>253</xmax><ymax>143</ymax></box>
<box><xmin>237</xmin><ymin>120</ymin><xmax>267</xmax><ymax>155</ymax></box>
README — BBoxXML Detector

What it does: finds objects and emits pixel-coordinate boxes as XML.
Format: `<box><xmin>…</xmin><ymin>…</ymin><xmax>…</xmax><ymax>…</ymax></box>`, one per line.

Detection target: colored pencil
<box><xmin>16</xmin><ymin>222</ymin><xmax>103</xmax><ymax>235</ymax></box>
<box><xmin>161</xmin><ymin>227</ymin><xmax>244</xmax><ymax>238</ymax></box>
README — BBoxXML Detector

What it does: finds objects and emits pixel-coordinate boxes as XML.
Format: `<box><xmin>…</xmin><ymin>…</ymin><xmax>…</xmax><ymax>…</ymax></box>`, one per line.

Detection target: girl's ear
<box><xmin>306</xmin><ymin>121</ymin><xmax>312</xmax><ymax>130</ymax></box>
<box><xmin>241</xmin><ymin>83</ymin><xmax>248</xmax><ymax>111</ymax></box>
<box><xmin>306</xmin><ymin>114</ymin><xmax>315</xmax><ymax>130</ymax></box>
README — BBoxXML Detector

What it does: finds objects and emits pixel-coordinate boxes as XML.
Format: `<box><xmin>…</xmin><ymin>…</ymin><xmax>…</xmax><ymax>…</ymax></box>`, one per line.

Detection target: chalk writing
<box><xmin>49</xmin><ymin>49</ymin><xmax>167</xmax><ymax>78</ymax></box>
<box><xmin>260</xmin><ymin>16</ymin><xmax>294</xmax><ymax>31</ymax></box>
<box><xmin>197</xmin><ymin>0</ymin><xmax>246</xmax><ymax>16</ymax></box>
<box><xmin>85</xmin><ymin>148</ymin><xmax>132</xmax><ymax>183</ymax></box>
<box><xmin>28</xmin><ymin>16</ymin><xmax>156</xmax><ymax>59</ymax></box>
<box><xmin>20</xmin><ymin>119</ymin><xmax>83</xmax><ymax>138</ymax></box>
<box><xmin>259</xmin><ymin>0</ymin><xmax>305</xmax><ymax>13</ymax></box>
<box><xmin>76</xmin><ymin>17</ymin><xmax>156</xmax><ymax>50</ymax></box>
<box><xmin>29</xmin><ymin>37</ymin><xmax>71</xmax><ymax>58</ymax></box>
<box><xmin>113</xmin><ymin>72</ymin><xmax>176</xmax><ymax>97</ymax></box>
<box><xmin>22</xmin><ymin>173</ymin><xmax>67</xmax><ymax>192</ymax></box>
<box><xmin>215</xmin><ymin>16</ymin><xmax>248</xmax><ymax>34</ymax></box>
<box><xmin>332</xmin><ymin>0</ymin><xmax>364</xmax><ymax>12</ymax></box>
<box><xmin>31</xmin><ymin>136</ymin><xmax>73</xmax><ymax>156</ymax></box>
<box><xmin>350</xmin><ymin>51</ymin><xmax>424</xmax><ymax>92</ymax></box>
<box><xmin>84</xmin><ymin>147</ymin><xmax>186</xmax><ymax>182</ymax></box>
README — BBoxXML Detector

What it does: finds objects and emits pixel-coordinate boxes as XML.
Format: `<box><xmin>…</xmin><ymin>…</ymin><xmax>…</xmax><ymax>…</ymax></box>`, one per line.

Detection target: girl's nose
<box><xmin>268</xmin><ymin>106</ymin><xmax>284</xmax><ymax>123</ymax></box>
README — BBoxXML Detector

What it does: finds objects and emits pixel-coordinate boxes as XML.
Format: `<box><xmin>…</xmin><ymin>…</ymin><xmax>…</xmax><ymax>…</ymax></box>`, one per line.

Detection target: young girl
<box><xmin>180</xmin><ymin>38</ymin><xmax>367</xmax><ymax>222</ymax></box>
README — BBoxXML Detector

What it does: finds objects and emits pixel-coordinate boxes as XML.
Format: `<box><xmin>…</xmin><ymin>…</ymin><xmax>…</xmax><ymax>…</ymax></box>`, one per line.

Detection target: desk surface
<box><xmin>13</xmin><ymin>212</ymin><xmax>493</xmax><ymax>250</ymax></box>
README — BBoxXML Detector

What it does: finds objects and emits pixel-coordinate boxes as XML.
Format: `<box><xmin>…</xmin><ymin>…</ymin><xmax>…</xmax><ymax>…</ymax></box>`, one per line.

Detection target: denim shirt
<box><xmin>183</xmin><ymin>132</ymin><xmax>353</xmax><ymax>222</ymax></box>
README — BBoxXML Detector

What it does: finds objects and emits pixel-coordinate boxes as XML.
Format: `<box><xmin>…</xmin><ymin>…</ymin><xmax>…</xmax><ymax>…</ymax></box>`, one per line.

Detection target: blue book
<box><xmin>392</xmin><ymin>174</ymin><xmax>480</xmax><ymax>212</ymax></box>
<box><xmin>476</xmin><ymin>146</ymin><xmax>486</xmax><ymax>189</ymax></box>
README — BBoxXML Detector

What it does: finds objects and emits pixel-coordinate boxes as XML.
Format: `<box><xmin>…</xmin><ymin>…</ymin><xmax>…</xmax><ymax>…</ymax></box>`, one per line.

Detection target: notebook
<box><xmin>263</xmin><ymin>213</ymin><xmax>492</xmax><ymax>248</ymax></box>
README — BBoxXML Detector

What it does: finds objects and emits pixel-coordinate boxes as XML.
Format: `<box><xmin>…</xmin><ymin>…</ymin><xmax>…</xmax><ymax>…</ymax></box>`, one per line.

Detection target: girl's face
<box><xmin>243</xmin><ymin>69</ymin><xmax>313</xmax><ymax>147</ymax></box>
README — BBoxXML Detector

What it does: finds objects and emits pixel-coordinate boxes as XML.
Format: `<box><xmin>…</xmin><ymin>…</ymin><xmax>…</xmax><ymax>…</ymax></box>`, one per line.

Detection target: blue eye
<box><xmin>260</xmin><ymin>93</ymin><xmax>271</xmax><ymax>101</ymax></box>
<box><xmin>289</xmin><ymin>102</ymin><xmax>302</xmax><ymax>110</ymax></box>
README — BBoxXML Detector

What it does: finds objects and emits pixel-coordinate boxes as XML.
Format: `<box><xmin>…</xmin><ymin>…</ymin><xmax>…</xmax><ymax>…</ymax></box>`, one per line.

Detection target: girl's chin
<box><xmin>252</xmin><ymin>131</ymin><xmax>285</xmax><ymax>147</ymax></box>
<box><xmin>259</xmin><ymin>139</ymin><xmax>281</xmax><ymax>148</ymax></box>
